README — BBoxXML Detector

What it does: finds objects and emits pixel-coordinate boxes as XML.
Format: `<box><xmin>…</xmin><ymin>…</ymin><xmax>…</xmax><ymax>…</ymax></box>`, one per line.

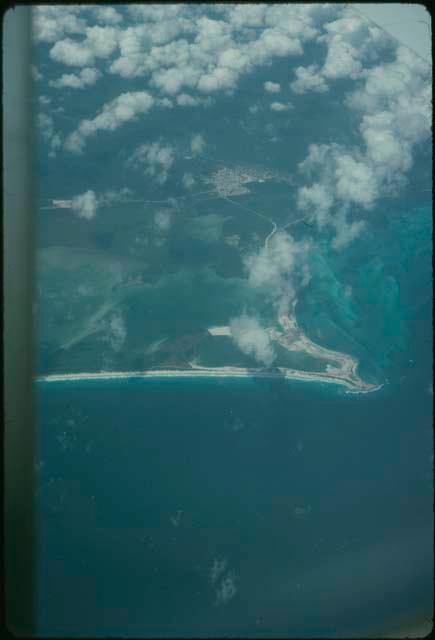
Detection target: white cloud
<box><xmin>298</xmin><ymin>144</ymin><xmax>382</xmax><ymax>210</ymax></box>
<box><xmin>225</xmin><ymin>4</ymin><xmax>267</xmax><ymax>29</ymax></box>
<box><xmin>190</xmin><ymin>133</ymin><xmax>206</xmax><ymax>156</ymax></box>
<box><xmin>49</xmin><ymin>37</ymin><xmax>94</xmax><ymax>67</ymax></box>
<box><xmin>37</xmin><ymin>112</ymin><xmax>63</xmax><ymax>158</ymax></box>
<box><xmin>210</xmin><ymin>558</ymin><xmax>228</xmax><ymax>585</ymax></box>
<box><xmin>154</xmin><ymin>209</ymin><xmax>172</xmax><ymax>232</ymax></box>
<box><xmin>249</xmin><ymin>27</ymin><xmax>303</xmax><ymax>65</ymax></box>
<box><xmin>99</xmin><ymin>188</ymin><xmax>133</xmax><ymax>206</ymax></box>
<box><xmin>270</xmin><ymin>101</ymin><xmax>292</xmax><ymax>111</ymax></box>
<box><xmin>37</xmin><ymin>112</ymin><xmax>54</xmax><ymax>140</ymax></box>
<box><xmin>49</xmin><ymin>25</ymin><xmax>119</xmax><ymax>67</ymax></box>
<box><xmin>33</xmin><ymin>2</ymin><xmax>348</xmax><ymax>118</ymax></box>
<box><xmin>176</xmin><ymin>93</ymin><xmax>198</xmax><ymax>107</ymax></box>
<box><xmin>214</xmin><ymin>570</ymin><xmax>238</xmax><ymax>606</ymax></box>
<box><xmin>295</xmin><ymin>42</ymin><xmax>431</xmax><ymax>248</ymax></box>
<box><xmin>321</xmin><ymin>13</ymin><xmax>388</xmax><ymax>78</ymax></box>
<box><xmin>334</xmin><ymin>154</ymin><xmax>378</xmax><ymax>208</ymax></box>
<box><xmin>331</xmin><ymin>208</ymin><xmax>366</xmax><ymax>250</ymax></box>
<box><xmin>361</xmin><ymin>121</ymin><xmax>411</xmax><ymax>173</ymax></box>
<box><xmin>296</xmin><ymin>144</ymin><xmax>374</xmax><ymax>244</ymax></box>
<box><xmin>264</xmin><ymin>80</ymin><xmax>281</xmax><ymax>93</ymax></box>
<box><xmin>32</xmin><ymin>65</ymin><xmax>42</xmax><ymax>81</ymax></box>
<box><xmin>48</xmin><ymin>134</ymin><xmax>62</xmax><ymax>158</ymax></box>
<box><xmin>244</xmin><ymin>231</ymin><xmax>312</xmax><ymax>315</ymax></box>
<box><xmin>157</xmin><ymin>97</ymin><xmax>173</xmax><ymax>109</ymax></box>
<box><xmin>71</xmin><ymin>190</ymin><xmax>98</xmax><ymax>220</ymax></box>
<box><xmin>49</xmin><ymin>67</ymin><xmax>101</xmax><ymax>89</ymax></box>
<box><xmin>349</xmin><ymin>45</ymin><xmax>431</xmax><ymax>167</ymax></box>
<box><xmin>182</xmin><ymin>172</ymin><xmax>195</xmax><ymax>189</ymax></box>
<box><xmin>322</xmin><ymin>37</ymin><xmax>363</xmax><ymax>81</ymax></box>
<box><xmin>32</xmin><ymin>6</ymin><xmax>89</xmax><ymax>43</ymax></box>
<box><xmin>34</xmin><ymin>4</ymin><xmax>349</xmax><ymax>157</ymax></box>
<box><xmin>93</xmin><ymin>6</ymin><xmax>123</xmax><ymax>25</ymax></box>
<box><xmin>38</xmin><ymin>95</ymin><xmax>51</xmax><ymax>106</ymax></box>
<box><xmin>290</xmin><ymin>64</ymin><xmax>328</xmax><ymax>94</ymax></box>
<box><xmin>129</xmin><ymin>142</ymin><xmax>175</xmax><ymax>184</ymax></box>
<box><xmin>297</xmin><ymin>183</ymin><xmax>334</xmax><ymax>228</ymax></box>
<box><xmin>64</xmin><ymin>91</ymin><xmax>155</xmax><ymax>153</ymax></box>
<box><xmin>230</xmin><ymin>314</ymin><xmax>275</xmax><ymax>367</ymax></box>
<box><xmin>291</xmin><ymin>9</ymin><xmax>392</xmax><ymax>94</ymax></box>
<box><xmin>106</xmin><ymin>4</ymin><xmax>331</xmax><ymax>96</ymax></box>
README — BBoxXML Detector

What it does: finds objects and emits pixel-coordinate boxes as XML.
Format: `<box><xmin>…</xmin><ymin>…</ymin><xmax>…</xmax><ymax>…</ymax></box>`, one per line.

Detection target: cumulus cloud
<box><xmin>298</xmin><ymin>141</ymin><xmax>393</xmax><ymax>213</ymax></box>
<box><xmin>290</xmin><ymin>64</ymin><xmax>328</xmax><ymax>94</ymax></box>
<box><xmin>214</xmin><ymin>570</ymin><xmax>238</xmax><ymax>606</ymax></box>
<box><xmin>334</xmin><ymin>154</ymin><xmax>378</xmax><ymax>208</ymax></box>
<box><xmin>50</xmin><ymin>37</ymin><xmax>95</xmax><ymax>67</ymax></box>
<box><xmin>93</xmin><ymin>6</ymin><xmax>123</xmax><ymax>25</ymax></box>
<box><xmin>34</xmin><ymin>4</ymin><xmax>349</xmax><ymax>156</ymax></box>
<box><xmin>270</xmin><ymin>101</ymin><xmax>292</xmax><ymax>111</ymax></box>
<box><xmin>319</xmin><ymin>12</ymin><xmax>388</xmax><ymax>81</ymax></box>
<box><xmin>210</xmin><ymin>558</ymin><xmax>228</xmax><ymax>585</ymax></box>
<box><xmin>297</xmin><ymin>183</ymin><xmax>334</xmax><ymax>228</ymax></box>
<box><xmin>64</xmin><ymin>91</ymin><xmax>154</xmax><ymax>153</ymax></box>
<box><xmin>32</xmin><ymin>6</ymin><xmax>89</xmax><ymax>43</ymax></box>
<box><xmin>129</xmin><ymin>142</ymin><xmax>175</xmax><ymax>184</ymax></box>
<box><xmin>71</xmin><ymin>190</ymin><xmax>99</xmax><ymax>220</ymax></box>
<box><xmin>349</xmin><ymin>45</ymin><xmax>431</xmax><ymax>169</ymax></box>
<box><xmin>154</xmin><ymin>209</ymin><xmax>172</xmax><ymax>232</ymax></box>
<box><xmin>297</xmin><ymin>143</ymin><xmax>376</xmax><ymax>239</ymax></box>
<box><xmin>49</xmin><ymin>67</ymin><xmax>101</xmax><ymax>89</ymax></box>
<box><xmin>99</xmin><ymin>188</ymin><xmax>133</xmax><ymax>206</ymax></box>
<box><xmin>105</xmin><ymin>3</ymin><xmax>332</xmax><ymax>96</ymax></box>
<box><xmin>37</xmin><ymin>112</ymin><xmax>63</xmax><ymax>158</ymax></box>
<box><xmin>32</xmin><ymin>65</ymin><xmax>42</xmax><ymax>81</ymax></box>
<box><xmin>290</xmin><ymin>9</ymin><xmax>392</xmax><ymax>95</ymax></box>
<box><xmin>37</xmin><ymin>112</ymin><xmax>55</xmax><ymax>140</ymax></box>
<box><xmin>182</xmin><ymin>172</ymin><xmax>195</xmax><ymax>189</ymax></box>
<box><xmin>190</xmin><ymin>133</ymin><xmax>206</xmax><ymax>156</ymax></box>
<box><xmin>331</xmin><ymin>208</ymin><xmax>366</xmax><ymax>250</ymax></box>
<box><xmin>209</xmin><ymin>556</ymin><xmax>238</xmax><ymax>606</ymax></box>
<box><xmin>296</xmin><ymin>43</ymin><xmax>431</xmax><ymax>248</ymax></box>
<box><xmin>49</xmin><ymin>25</ymin><xmax>119</xmax><ymax>67</ymax></box>
<box><xmin>176</xmin><ymin>93</ymin><xmax>213</xmax><ymax>107</ymax></box>
<box><xmin>32</xmin><ymin>0</ymin><xmax>358</xmax><ymax>140</ymax></box>
<box><xmin>244</xmin><ymin>231</ymin><xmax>312</xmax><ymax>315</ymax></box>
<box><xmin>264</xmin><ymin>80</ymin><xmax>281</xmax><ymax>93</ymax></box>
<box><xmin>230</xmin><ymin>314</ymin><xmax>275</xmax><ymax>366</ymax></box>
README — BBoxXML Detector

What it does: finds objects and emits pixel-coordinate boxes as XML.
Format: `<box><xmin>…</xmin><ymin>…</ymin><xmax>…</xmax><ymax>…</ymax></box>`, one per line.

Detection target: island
<box><xmin>36</xmin><ymin>307</ymin><xmax>382</xmax><ymax>395</ymax></box>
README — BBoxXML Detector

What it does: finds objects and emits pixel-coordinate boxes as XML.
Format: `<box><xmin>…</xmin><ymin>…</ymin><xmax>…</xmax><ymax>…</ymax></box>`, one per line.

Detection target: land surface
<box><xmin>36</xmin><ymin>309</ymin><xmax>382</xmax><ymax>394</ymax></box>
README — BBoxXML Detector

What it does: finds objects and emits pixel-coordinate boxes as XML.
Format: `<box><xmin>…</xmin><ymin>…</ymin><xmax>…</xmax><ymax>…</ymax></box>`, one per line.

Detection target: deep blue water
<box><xmin>33</xmin><ymin>201</ymin><xmax>433</xmax><ymax>636</ymax></box>
<box><xmin>34</xmin><ymin>357</ymin><xmax>433</xmax><ymax>636</ymax></box>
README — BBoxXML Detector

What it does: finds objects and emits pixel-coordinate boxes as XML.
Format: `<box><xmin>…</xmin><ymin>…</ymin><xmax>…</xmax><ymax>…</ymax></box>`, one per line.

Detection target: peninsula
<box><xmin>36</xmin><ymin>309</ymin><xmax>382</xmax><ymax>395</ymax></box>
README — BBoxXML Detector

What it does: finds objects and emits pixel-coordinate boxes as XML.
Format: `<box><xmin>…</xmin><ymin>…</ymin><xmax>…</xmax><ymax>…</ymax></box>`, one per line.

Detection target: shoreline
<box><xmin>35</xmin><ymin>310</ymin><xmax>383</xmax><ymax>395</ymax></box>
<box><xmin>34</xmin><ymin>366</ymin><xmax>383</xmax><ymax>394</ymax></box>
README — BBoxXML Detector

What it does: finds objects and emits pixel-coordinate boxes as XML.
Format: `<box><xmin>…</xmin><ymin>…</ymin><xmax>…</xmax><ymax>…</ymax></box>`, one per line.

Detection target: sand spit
<box><xmin>36</xmin><ymin>312</ymin><xmax>382</xmax><ymax>395</ymax></box>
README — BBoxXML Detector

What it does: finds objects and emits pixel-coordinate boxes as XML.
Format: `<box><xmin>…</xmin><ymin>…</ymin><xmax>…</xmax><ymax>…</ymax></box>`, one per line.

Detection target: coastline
<box><xmin>34</xmin><ymin>365</ymin><xmax>383</xmax><ymax>394</ymax></box>
<box><xmin>35</xmin><ymin>310</ymin><xmax>384</xmax><ymax>395</ymax></box>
